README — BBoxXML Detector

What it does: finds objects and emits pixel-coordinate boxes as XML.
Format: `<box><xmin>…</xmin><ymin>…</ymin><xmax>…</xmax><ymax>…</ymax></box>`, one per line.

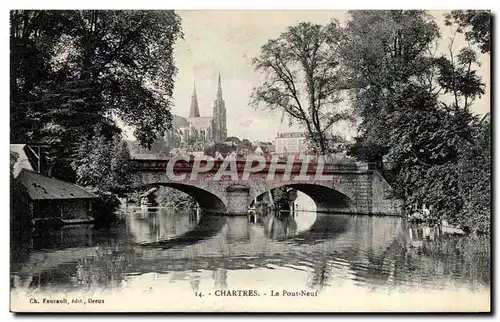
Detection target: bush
<box><xmin>88</xmin><ymin>187</ymin><xmax>121</xmax><ymax>225</ymax></box>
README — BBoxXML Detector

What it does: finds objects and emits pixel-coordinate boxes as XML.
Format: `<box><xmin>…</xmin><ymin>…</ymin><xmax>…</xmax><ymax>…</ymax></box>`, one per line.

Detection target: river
<box><xmin>10</xmin><ymin>206</ymin><xmax>490</xmax><ymax>297</ymax></box>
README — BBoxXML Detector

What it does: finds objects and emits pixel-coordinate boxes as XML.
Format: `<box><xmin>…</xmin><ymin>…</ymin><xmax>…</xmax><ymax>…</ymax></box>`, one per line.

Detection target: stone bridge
<box><xmin>129</xmin><ymin>157</ymin><xmax>402</xmax><ymax>216</ymax></box>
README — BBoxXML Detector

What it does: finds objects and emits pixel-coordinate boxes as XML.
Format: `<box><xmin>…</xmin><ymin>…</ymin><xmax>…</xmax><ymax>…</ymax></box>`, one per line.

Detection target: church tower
<box><xmin>189</xmin><ymin>80</ymin><xmax>200</xmax><ymax>118</ymax></box>
<box><xmin>212</xmin><ymin>72</ymin><xmax>227</xmax><ymax>142</ymax></box>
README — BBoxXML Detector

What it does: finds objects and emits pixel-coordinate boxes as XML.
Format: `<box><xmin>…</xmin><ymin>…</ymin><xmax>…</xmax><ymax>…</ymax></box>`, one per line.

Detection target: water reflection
<box><xmin>128</xmin><ymin>208</ymin><xmax>202</xmax><ymax>244</ymax></box>
<box><xmin>10</xmin><ymin>208</ymin><xmax>490</xmax><ymax>294</ymax></box>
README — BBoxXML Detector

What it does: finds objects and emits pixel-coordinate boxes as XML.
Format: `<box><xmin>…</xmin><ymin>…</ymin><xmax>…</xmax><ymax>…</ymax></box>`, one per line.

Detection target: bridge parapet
<box><xmin>129</xmin><ymin>158</ymin><xmax>367</xmax><ymax>174</ymax></box>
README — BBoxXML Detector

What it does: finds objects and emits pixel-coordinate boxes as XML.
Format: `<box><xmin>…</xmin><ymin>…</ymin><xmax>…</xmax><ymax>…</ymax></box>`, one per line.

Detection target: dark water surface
<box><xmin>10</xmin><ymin>208</ymin><xmax>490</xmax><ymax>294</ymax></box>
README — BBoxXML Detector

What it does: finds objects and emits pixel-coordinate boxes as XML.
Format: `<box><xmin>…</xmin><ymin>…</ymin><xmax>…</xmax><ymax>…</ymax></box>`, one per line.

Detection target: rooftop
<box><xmin>16</xmin><ymin>169</ymin><xmax>97</xmax><ymax>201</ymax></box>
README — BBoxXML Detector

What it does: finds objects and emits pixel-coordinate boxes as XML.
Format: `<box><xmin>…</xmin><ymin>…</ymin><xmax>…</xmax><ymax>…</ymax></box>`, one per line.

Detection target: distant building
<box><xmin>253</xmin><ymin>141</ymin><xmax>275</xmax><ymax>154</ymax></box>
<box><xmin>254</xmin><ymin>146</ymin><xmax>264</xmax><ymax>155</ymax></box>
<box><xmin>275</xmin><ymin>132</ymin><xmax>308</xmax><ymax>154</ymax></box>
<box><xmin>168</xmin><ymin>73</ymin><xmax>228</xmax><ymax>145</ymax></box>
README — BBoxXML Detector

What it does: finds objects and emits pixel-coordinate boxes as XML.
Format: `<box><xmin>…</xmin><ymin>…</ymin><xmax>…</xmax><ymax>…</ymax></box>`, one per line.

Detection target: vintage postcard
<box><xmin>9</xmin><ymin>9</ymin><xmax>491</xmax><ymax>312</ymax></box>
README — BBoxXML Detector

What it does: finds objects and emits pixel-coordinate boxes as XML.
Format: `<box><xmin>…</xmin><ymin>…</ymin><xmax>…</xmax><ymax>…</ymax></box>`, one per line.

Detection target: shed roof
<box><xmin>16</xmin><ymin>169</ymin><xmax>97</xmax><ymax>200</ymax></box>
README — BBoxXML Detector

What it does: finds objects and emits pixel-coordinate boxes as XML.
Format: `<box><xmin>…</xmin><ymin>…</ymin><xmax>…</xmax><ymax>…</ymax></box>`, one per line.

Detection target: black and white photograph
<box><xmin>8</xmin><ymin>8</ymin><xmax>491</xmax><ymax>312</ymax></box>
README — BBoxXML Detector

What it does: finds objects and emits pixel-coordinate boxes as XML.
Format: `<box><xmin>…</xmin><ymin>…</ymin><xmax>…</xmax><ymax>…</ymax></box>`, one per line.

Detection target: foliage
<box><xmin>272</xmin><ymin>187</ymin><xmax>294</xmax><ymax>209</ymax></box>
<box><xmin>434</xmin><ymin>13</ymin><xmax>486</xmax><ymax>112</ymax></box>
<box><xmin>454</xmin><ymin>119</ymin><xmax>491</xmax><ymax>233</ymax></box>
<box><xmin>10</xmin><ymin>10</ymin><xmax>183</xmax><ymax>172</ymax></box>
<box><xmin>10</xmin><ymin>11</ymin><xmax>67</xmax><ymax>143</ymax></box>
<box><xmin>154</xmin><ymin>187</ymin><xmax>197</xmax><ymax>209</ymax></box>
<box><xmin>126</xmin><ymin>138</ymin><xmax>171</xmax><ymax>157</ymax></box>
<box><xmin>381</xmin><ymin>85</ymin><xmax>489</xmax><ymax>233</ymax></box>
<box><xmin>204</xmin><ymin>142</ymin><xmax>234</xmax><ymax>157</ymax></box>
<box><xmin>204</xmin><ymin>139</ymin><xmax>256</xmax><ymax>157</ymax></box>
<box><xmin>72</xmin><ymin>126</ymin><xmax>132</xmax><ymax>194</ymax></box>
<box><xmin>444</xmin><ymin>10</ymin><xmax>491</xmax><ymax>53</ymax></box>
<box><xmin>347</xmin><ymin>136</ymin><xmax>387</xmax><ymax>165</ymax></box>
<box><xmin>385</xmin><ymin>86</ymin><xmax>473</xmax><ymax>168</ymax></box>
<box><xmin>126</xmin><ymin>129</ymin><xmax>185</xmax><ymax>157</ymax></box>
<box><xmin>434</xmin><ymin>51</ymin><xmax>485</xmax><ymax>110</ymax></box>
<box><xmin>341</xmin><ymin>10</ymin><xmax>440</xmax><ymax>163</ymax></box>
<box><xmin>342</xmin><ymin>10</ymin><xmax>490</xmax><ymax>234</ymax></box>
<box><xmin>241</xmin><ymin>139</ymin><xmax>254</xmax><ymax>150</ymax></box>
<box><xmin>88</xmin><ymin>187</ymin><xmax>122</xmax><ymax>224</ymax></box>
<box><xmin>164</xmin><ymin>192</ymin><xmax>198</xmax><ymax>209</ymax></box>
<box><xmin>251</xmin><ymin>21</ymin><xmax>353</xmax><ymax>154</ymax></box>
<box><xmin>111</xmin><ymin>141</ymin><xmax>133</xmax><ymax>193</ymax></box>
<box><xmin>341</xmin><ymin>10</ymin><xmax>439</xmax><ymax>93</ymax></box>
<box><xmin>225</xmin><ymin>136</ymin><xmax>241</xmax><ymax>143</ymax></box>
<box><xmin>72</xmin><ymin>128</ymin><xmax>132</xmax><ymax>218</ymax></box>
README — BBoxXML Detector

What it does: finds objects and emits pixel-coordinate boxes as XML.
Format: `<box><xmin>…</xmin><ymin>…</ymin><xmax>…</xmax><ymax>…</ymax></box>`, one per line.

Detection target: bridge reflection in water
<box><xmin>10</xmin><ymin>207</ymin><xmax>490</xmax><ymax>294</ymax></box>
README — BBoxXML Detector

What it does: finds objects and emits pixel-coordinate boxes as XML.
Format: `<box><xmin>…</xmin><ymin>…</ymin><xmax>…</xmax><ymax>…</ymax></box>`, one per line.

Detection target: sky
<box><xmin>161</xmin><ymin>10</ymin><xmax>490</xmax><ymax>143</ymax></box>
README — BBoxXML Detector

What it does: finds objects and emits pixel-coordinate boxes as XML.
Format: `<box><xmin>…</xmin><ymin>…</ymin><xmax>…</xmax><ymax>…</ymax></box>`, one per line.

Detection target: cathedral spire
<box><xmin>213</xmin><ymin>71</ymin><xmax>227</xmax><ymax>143</ymax></box>
<box><xmin>189</xmin><ymin>80</ymin><xmax>200</xmax><ymax>118</ymax></box>
<box><xmin>216</xmin><ymin>71</ymin><xmax>223</xmax><ymax>100</ymax></box>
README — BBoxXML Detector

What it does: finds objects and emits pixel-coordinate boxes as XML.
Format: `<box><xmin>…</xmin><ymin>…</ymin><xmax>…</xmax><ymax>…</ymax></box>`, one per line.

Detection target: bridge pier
<box><xmin>224</xmin><ymin>185</ymin><xmax>250</xmax><ymax>215</ymax></box>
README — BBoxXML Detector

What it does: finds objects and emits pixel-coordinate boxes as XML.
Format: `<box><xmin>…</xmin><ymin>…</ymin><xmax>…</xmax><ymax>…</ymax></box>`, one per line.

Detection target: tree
<box><xmin>436</xmin><ymin>11</ymin><xmax>487</xmax><ymax>112</ymax></box>
<box><xmin>71</xmin><ymin>127</ymin><xmax>133</xmax><ymax>216</ymax></box>
<box><xmin>343</xmin><ymin>11</ymin><xmax>491</xmax><ymax>233</ymax></box>
<box><xmin>382</xmin><ymin>85</ymin><xmax>473</xmax><ymax>195</ymax></box>
<box><xmin>72</xmin><ymin>127</ymin><xmax>132</xmax><ymax>193</ymax></box>
<box><xmin>241</xmin><ymin>138</ymin><xmax>254</xmax><ymax>150</ymax></box>
<box><xmin>204</xmin><ymin>142</ymin><xmax>234</xmax><ymax>157</ymax></box>
<box><xmin>10</xmin><ymin>10</ymin><xmax>183</xmax><ymax>177</ymax></box>
<box><xmin>390</xmin><ymin>111</ymin><xmax>490</xmax><ymax>234</ymax></box>
<box><xmin>250</xmin><ymin>21</ymin><xmax>352</xmax><ymax>154</ymax></box>
<box><xmin>225</xmin><ymin>136</ymin><xmax>241</xmax><ymax>144</ymax></box>
<box><xmin>347</xmin><ymin>137</ymin><xmax>387</xmax><ymax>168</ymax></box>
<box><xmin>341</xmin><ymin>10</ymin><xmax>440</xmax><ymax>163</ymax></box>
<box><xmin>455</xmin><ymin>117</ymin><xmax>491</xmax><ymax>233</ymax></box>
<box><xmin>445</xmin><ymin>10</ymin><xmax>491</xmax><ymax>54</ymax></box>
<box><xmin>10</xmin><ymin>11</ymin><xmax>68</xmax><ymax>142</ymax></box>
<box><xmin>109</xmin><ymin>140</ymin><xmax>132</xmax><ymax>194</ymax></box>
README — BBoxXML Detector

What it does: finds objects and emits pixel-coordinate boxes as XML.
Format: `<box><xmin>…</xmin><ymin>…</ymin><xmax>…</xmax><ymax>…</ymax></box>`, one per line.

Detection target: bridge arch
<box><xmin>250</xmin><ymin>183</ymin><xmax>352</xmax><ymax>213</ymax></box>
<box><xmin>137</xmin><ymin>182</ymin><xmax>227</xmax><ymax>213</ymax></box>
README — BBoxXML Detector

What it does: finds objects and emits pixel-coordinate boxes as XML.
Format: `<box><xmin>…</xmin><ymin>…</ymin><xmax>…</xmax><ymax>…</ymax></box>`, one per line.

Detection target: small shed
<box><xmin>16</xmin><ymin>169</ymin><xmax>97</xmax><ymax>223</ymax></box>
